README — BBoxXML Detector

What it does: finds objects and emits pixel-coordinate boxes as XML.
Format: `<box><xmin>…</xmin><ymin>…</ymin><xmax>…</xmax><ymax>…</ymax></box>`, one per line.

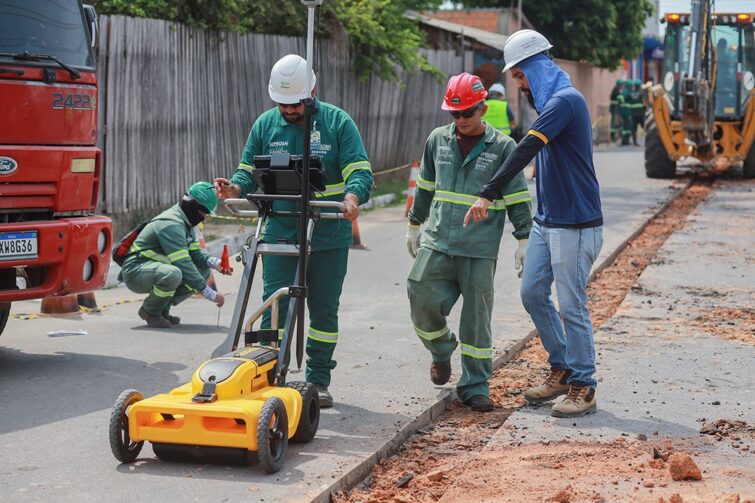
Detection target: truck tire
<box><xmin>0</xmin><ymin>303</ymin><xmax>9</xmax><ymax>337</ymax></box>
<box><xmin>644</xmin><ymin>109</ymin><xmax>677</xmax><ymax>178</ymax></box>
<box><xmin>286</xmin><ymin>381</ymin><xmax>320</xmax><ymax>443</ymax></box>
<box><xmin>743</xmin><ymin>144</ymin><xmax>755</xmax><ymax>179</ymax></box>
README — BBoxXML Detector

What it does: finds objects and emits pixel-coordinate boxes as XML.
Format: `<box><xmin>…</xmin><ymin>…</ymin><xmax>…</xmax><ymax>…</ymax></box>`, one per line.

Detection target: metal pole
<box><xmin>517</xmin><ymin>0</ymin><xmax>522</xmax><ymax>32</ymax></box>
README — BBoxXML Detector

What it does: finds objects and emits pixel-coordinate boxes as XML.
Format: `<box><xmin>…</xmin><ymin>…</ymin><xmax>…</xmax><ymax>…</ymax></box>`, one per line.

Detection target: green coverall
<box><xmin>407</xmin><ymin>123</ymin><xmax>533</xmax><ymax>401</ymax></box>
<box><xmin>121</xmin><ymin>205</ymin><xmax>213</xmax><ymax>316</ymax></box>
<box><xmin>628</xmin><ymin>84</ymin><xmax>644</xmax><ymax>145</ymax></box>
<box><xmin>619</xmin><ymin>89</ymin><xmax>633</xmax><ymax>145</ymax></box>
<box><xmin>230</xmin><ymin>98</ymin><xmax>373</xmax><ymax>387</ymax></box>
<box><xmin>609</xmin><ymin>84</ymin><xmax>623</xmax><ymax>142</ymax></box>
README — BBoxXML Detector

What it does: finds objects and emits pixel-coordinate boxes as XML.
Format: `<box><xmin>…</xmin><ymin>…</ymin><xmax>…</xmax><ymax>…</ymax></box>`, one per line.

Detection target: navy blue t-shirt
<box><xmin>529</xmin><ymin>87</ymin><xmax>603</xmax><ymax>227</ymax></box>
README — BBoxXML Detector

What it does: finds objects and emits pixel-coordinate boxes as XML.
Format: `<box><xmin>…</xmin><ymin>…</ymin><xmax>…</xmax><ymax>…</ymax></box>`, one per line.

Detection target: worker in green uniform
<box><xmin>629</xmin><ymin>79</ymin><xmax>644</xmax><ymax>146</ymax></box>
<box><xmin>619</xmin><ymin>82</ymin><xmax>633</xmax><ymax>146</ymax></box>
<box><xmin>121</xmin><ymin>182</ymin><xmax>229</xmax><ymax>329</ymax></box>
<box><xmin>406</xmin><ymin>73</ymin><xmax>532</xmax><ymax>412</ymax></box>
<box><xmin>609</xmin><ymin>79</ymin><xmax>624</xmax><ymax>143</ymax></box>
<box><xmin>483</xmin><ymin>83</ymin><xmax>517</xmax><ymax>136</ymax></box>
<box><xmin>214</xmin><ymin>54</ymin><xmax>373</xmax><ymax>408</ymax></box>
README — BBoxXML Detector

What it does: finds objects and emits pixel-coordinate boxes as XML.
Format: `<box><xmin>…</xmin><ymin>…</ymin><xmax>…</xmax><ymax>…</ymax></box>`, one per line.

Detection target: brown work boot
<box><xmin>138</xmin><ymin>307</ymin><xmax>172</xmax><ymax>328</ymax></box>
<box><xmin>523</xmin><ymin>367</ymin><xmax>571</xmax><ymax>403</ymax></box>
<box><xmin>430</xmin><ymin>360</ymin><xmax>451</xmax><ymax>385</ymax></box>
<box><xmin>551</xmin><ymin>385</ymin><xmax>597</xmax><ymax>418</ymax></box>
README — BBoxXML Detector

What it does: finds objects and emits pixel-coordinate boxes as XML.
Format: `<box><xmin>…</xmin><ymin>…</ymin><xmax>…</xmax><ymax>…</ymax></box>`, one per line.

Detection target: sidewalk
<box><xmin>438</xmin><ymin>179</ymin><xmax>755</xmax><ymax>502</ymax></box>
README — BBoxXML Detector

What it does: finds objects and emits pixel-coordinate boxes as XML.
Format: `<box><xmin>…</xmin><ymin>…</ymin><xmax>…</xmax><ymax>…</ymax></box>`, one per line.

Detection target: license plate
<box><xmin>0</xmin><ymin>231</ymin><xmax>38</xmax><ymax>261</ymax></box>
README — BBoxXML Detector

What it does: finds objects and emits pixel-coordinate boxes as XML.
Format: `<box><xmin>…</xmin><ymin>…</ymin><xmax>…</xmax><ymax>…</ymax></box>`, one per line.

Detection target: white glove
<box><xmin>207</xmin><ymin>256</ymin><xmax>221</xmax><ymax>270</ymax></box>
<box><xmin>406</xmin><ymin>223</ymin><xmax>421</xmax><ymax>258</ymax></box>
<box><xmin>514</xmin><ymin>238</ymin><xmax>528</xmax><ymax>278</ymax></box>
<box><xmin>201</xmin><ymin>285</ymin><xmax>218</xmax><ymax>302</ymax></box>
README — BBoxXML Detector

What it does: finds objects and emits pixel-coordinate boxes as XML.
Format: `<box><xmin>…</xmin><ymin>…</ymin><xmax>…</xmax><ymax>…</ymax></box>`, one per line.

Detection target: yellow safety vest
<box><xmin>484</xmin><ymin>99</ymin><xmax>511</xmax><ymax>135</ymax></box>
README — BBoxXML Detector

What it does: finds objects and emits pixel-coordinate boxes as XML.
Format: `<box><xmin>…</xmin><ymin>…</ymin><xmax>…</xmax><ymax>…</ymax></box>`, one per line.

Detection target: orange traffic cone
<box><xmin>404</xmin><ymin>160</ymin><xmax>420</xmax><ymax>217</ymax></box>
<box><xmin>351</xmin><ymin>219</ymin><xmax>367</xmax><ymax>250</ymax></box>
<box><xmin>41</xmin><ymin>294</ymin><xmax>80</xmax><ymax>314</ymax></box>
<box><xmin>220</xmin><ymin>244</ymin><xmax>233</xmax><ymax>274</ymax></box>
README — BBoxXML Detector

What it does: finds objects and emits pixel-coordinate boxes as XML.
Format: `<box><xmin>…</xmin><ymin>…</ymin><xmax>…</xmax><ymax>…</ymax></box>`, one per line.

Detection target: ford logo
<box><xmin>0</xmin><ymin>157</ymin><xmax>18</xmax><ymax>175</ymax></box>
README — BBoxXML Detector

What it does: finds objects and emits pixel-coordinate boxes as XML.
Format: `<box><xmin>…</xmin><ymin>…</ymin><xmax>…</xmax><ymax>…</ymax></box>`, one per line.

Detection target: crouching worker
<box><xmin>406</xmin><ymin>73</ymin><xmax>532</xmax><ymax>412</ymax></box>
<box><xmin>121</xmin><ymin>182</ymin><xmax>230</xmax><ymax>328</ymax></box>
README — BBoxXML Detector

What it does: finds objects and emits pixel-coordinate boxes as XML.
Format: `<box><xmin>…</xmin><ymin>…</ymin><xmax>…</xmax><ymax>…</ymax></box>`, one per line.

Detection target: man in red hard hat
<box><xmin>406</xmin><ymin>73</ymin><xmax>533</xmax><ymax>412</ymax></box>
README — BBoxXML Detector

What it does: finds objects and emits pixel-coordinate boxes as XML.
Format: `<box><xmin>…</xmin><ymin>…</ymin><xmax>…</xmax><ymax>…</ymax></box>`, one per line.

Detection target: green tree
<box><xmin>90</xmin><ymin>0</ymin><xmax>443</xmax><ymax>81</ymax></box>
<box><xmin>456</xmin><ymin>0</ymin><xmax>654</xmax><ymax>69</ymax></box>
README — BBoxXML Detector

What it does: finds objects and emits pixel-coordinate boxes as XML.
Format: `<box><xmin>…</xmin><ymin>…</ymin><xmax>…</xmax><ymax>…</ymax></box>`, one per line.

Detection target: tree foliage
<box><xmin>456</xmin><ymin>0</ymin><xmax>655</xmax><ymax>69</ymax></box>
<box><xmin>90</xmin><ymin>0</ymin><xmax>443</xmax><ymax>81</ymax></box>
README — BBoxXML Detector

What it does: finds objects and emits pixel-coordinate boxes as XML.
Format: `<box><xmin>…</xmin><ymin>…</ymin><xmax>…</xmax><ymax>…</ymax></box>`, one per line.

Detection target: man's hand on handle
<box><xmin>463</xmin><ymin>197</ymin><xmax>493</xmax><ymax>226</ymax></box>
<box><xmin>342</xmin><ymin>193</ymin><xmax>360</xmax><ymax>222</ymax></box>
<box><xmin>213</xmin><ymin>178</ymin><xmax>241</xmax><ymax>200</ymax></box>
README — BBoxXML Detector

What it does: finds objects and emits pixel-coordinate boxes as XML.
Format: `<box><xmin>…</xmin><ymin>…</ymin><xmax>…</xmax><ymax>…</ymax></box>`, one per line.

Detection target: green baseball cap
<box><xmin>186</xmin><ymin>181</ymin><xmax>218</xmax><ymax>216</ymax></box>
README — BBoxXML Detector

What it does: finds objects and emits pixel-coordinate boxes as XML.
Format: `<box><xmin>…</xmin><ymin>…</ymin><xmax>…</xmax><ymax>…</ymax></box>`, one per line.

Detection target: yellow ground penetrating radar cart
<box><xmin>108</xmin><ymin>0</ymin><xmax>336</xmax><ymax>473</ymax></box>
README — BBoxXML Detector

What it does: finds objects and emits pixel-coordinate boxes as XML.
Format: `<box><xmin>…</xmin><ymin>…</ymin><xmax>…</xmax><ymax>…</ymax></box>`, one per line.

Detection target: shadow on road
<box><xmin>0</xmin><ymin>347</ymin><xmax>186</xmax><ymax>435</ymax></box>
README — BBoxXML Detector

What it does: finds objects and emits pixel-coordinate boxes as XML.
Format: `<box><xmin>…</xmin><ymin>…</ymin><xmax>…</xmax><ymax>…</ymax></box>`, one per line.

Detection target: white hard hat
<box><xmin>502</xmin><ymin>29</ymin><xmax>553</xmax><ymax>72</ymax></box>
<box><xmin>268</xmin><ymin>54</ymin><xmax>317</xmax><ymax>104</ymax></box>
<box><xmin>488</xmin><ymin>83</ymin><xmax>506</xmax><ymax>98</ymax></box>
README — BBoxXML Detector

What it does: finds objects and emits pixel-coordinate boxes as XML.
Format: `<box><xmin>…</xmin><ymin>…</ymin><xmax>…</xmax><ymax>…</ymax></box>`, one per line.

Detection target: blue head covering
<box><xmin>517</xmin><ymin>53</ymin><xmax>572</xmax><ymax>113</ymax></box>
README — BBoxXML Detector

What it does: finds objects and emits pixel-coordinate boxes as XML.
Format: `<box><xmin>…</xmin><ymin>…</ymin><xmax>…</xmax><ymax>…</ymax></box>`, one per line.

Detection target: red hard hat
<box><xmin>441</xmin><ymin>73</ymin><xmax>488</xmax><ymax>111</ymax></box>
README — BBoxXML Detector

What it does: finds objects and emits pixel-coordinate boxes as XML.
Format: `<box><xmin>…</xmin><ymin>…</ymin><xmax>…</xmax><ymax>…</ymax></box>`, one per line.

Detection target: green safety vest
<box><xmin>408</xmin><ymin>123</ymin><xmax>532</xmax><ymax>260</ymax></box>
<box><xmin>231</xmin><ymin>98</ymin><xmax>373</xmax><ymax>251</ymax></box>
<box><xmin>483</xmin><ymin>99</ymin><xmax>512</xmax><ymax>135</ymax></box>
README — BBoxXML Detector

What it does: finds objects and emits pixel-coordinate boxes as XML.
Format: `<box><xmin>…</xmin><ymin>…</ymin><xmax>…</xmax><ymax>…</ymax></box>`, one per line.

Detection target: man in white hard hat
<box><xmin>214</xmin><ymin>54</ymin><xmax>373</xmax><ymax>408</ymax></box>
<box><xmin>464</xmin><ymin>30</ymin><xmax>604</xmax><ymax>418</ymax></box>
<box><xmin>483</xmin><ymin>83</ymin><xmax>518</xmax><ymax>136</ymax></box>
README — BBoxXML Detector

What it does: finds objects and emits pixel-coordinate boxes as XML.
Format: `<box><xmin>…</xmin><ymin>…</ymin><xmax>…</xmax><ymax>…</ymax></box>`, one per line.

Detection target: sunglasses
<box><xmin>449</xmin><ymin>103</ymin><xmax>482</xmax><ymax>119</ymax></box>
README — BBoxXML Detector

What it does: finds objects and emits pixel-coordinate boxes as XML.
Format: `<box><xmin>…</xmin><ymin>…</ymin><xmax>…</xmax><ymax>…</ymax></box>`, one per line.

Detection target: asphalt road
<box><xmin>0</xmin><ymin>147</ymin><xmax>681</xmax><ymax>502</ymax></box>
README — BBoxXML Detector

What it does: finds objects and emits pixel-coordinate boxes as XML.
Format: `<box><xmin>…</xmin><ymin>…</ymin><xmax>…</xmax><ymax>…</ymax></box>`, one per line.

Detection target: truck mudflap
<box><xmin>0</xmin><ymin>215</ymin><xmax>111</xmax><ymax>302</ymax></box>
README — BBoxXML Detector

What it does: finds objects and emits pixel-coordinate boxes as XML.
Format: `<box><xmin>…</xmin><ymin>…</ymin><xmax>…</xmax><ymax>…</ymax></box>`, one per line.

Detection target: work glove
<box><xmin>201</xmin><ymin>285</ymin><xmax>225</xmax><ymax>307</ymax></box>
<box><xmin>207</xmin><ymin>256</ymin><xmax>221</xmax><ymax>270</ymax></box>
<box><xmin>406</xmin><ymin>223</ymin><xmax>421</xmax><ymax>258</ymax></box>
<box><xmin>514</xmin><ymin>238</ymin><xmax>528</xmax><ymax>278</ymax></box>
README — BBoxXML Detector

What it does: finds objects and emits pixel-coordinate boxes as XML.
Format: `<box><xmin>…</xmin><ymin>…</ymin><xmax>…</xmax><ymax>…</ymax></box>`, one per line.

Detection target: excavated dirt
<box><xmin>334</xmin><ymin>175</ymin><xmax>755</xmax><ymax>503</ymax></box>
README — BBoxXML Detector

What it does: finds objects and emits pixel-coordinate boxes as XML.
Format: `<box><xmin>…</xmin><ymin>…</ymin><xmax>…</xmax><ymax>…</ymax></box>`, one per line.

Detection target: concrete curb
<box><xmin>311</xmin><ymin>178</ymin><xmax>693</xmax><ymax>503</ymax></box>
<box><xmin>311</xmin><ymin>329</ymin><xmax>538</xmax><ymax>503</ymax></box>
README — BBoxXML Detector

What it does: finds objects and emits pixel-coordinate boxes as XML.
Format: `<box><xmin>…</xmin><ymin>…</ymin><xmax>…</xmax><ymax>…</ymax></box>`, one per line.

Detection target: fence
<box><xmin>96</xmin><ymin>15</ymin><xmax>472</xmax><ymax>215</ymax></box>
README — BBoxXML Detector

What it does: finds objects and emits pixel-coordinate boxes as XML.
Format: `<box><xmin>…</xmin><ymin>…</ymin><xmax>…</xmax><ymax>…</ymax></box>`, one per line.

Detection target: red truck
<box><xmin>0</xmin><ymin>0</ymin><xmax>112</xmax><ymax>336</ymax></box>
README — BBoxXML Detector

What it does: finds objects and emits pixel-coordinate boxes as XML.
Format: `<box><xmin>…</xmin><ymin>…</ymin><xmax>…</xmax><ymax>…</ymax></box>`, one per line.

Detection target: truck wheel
<box><xmin>256</xmin><ymin>397</ymin><xmax>288</xmax><ymax>474</ymax></box>
<box><xmin>0</xmin><ymin>303</ymin><xmax>9</xmax><ymax>337</ymax></box>
<box><xmin>109</xmin><ymin>389</ymin><xmax>144</xmax><ymax>463</ymax></box>
<box><xmin>743</xmin><ymin>144</ymin><xmax>755</xmax><ymax>179</ymax></box>
<box><xmin>644</xmin><ymin>109</ymin><xmax>677</xmax><ymax>178</ymax></box>
<box><xmin>286</xmin><ymin>381</ymin><xmax>320</xmax><ymax>443</ymax></box>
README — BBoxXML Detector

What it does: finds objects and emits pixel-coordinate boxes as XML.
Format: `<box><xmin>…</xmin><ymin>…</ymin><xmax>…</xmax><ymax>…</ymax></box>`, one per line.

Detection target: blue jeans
<box><xmin>520</xmin><ymin>223</ymin><xmax>603</xmax><ymax>388</ymax></box>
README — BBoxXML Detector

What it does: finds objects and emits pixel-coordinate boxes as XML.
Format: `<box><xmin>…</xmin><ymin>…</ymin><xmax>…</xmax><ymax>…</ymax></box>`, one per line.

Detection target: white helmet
<box><xmin>488</xmin><ymin>83</ymin><xmax>506</xmax><ymax>98</ymax></box>
<box><xmin>268</xmin><ymin>54</ymin><xmax>317</xmax><ymax>104</ymax></box>
<box><xmin>502</xmin><ymin>29</ymin><xmax>553</xmax><ymax>72</ymax></box>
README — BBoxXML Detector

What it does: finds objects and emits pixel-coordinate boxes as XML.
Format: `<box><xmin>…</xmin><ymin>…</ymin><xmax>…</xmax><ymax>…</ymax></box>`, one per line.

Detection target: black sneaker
<box><xmin>430</xmin><ymin>360</ymin><xmax>451</xmax><ymax>385</ymax></box>
<box><xmin>464</xmin><ymin>395</ymin><xmax>494</xmax><ymax>412</ymax></box>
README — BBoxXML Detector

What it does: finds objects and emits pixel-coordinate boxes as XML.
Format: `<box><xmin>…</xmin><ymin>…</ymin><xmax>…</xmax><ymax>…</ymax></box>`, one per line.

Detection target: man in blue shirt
<box><xmin>464</xmin><ymin>29</ymin><xmax>604</xmax><ymax>418</ymax></box>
